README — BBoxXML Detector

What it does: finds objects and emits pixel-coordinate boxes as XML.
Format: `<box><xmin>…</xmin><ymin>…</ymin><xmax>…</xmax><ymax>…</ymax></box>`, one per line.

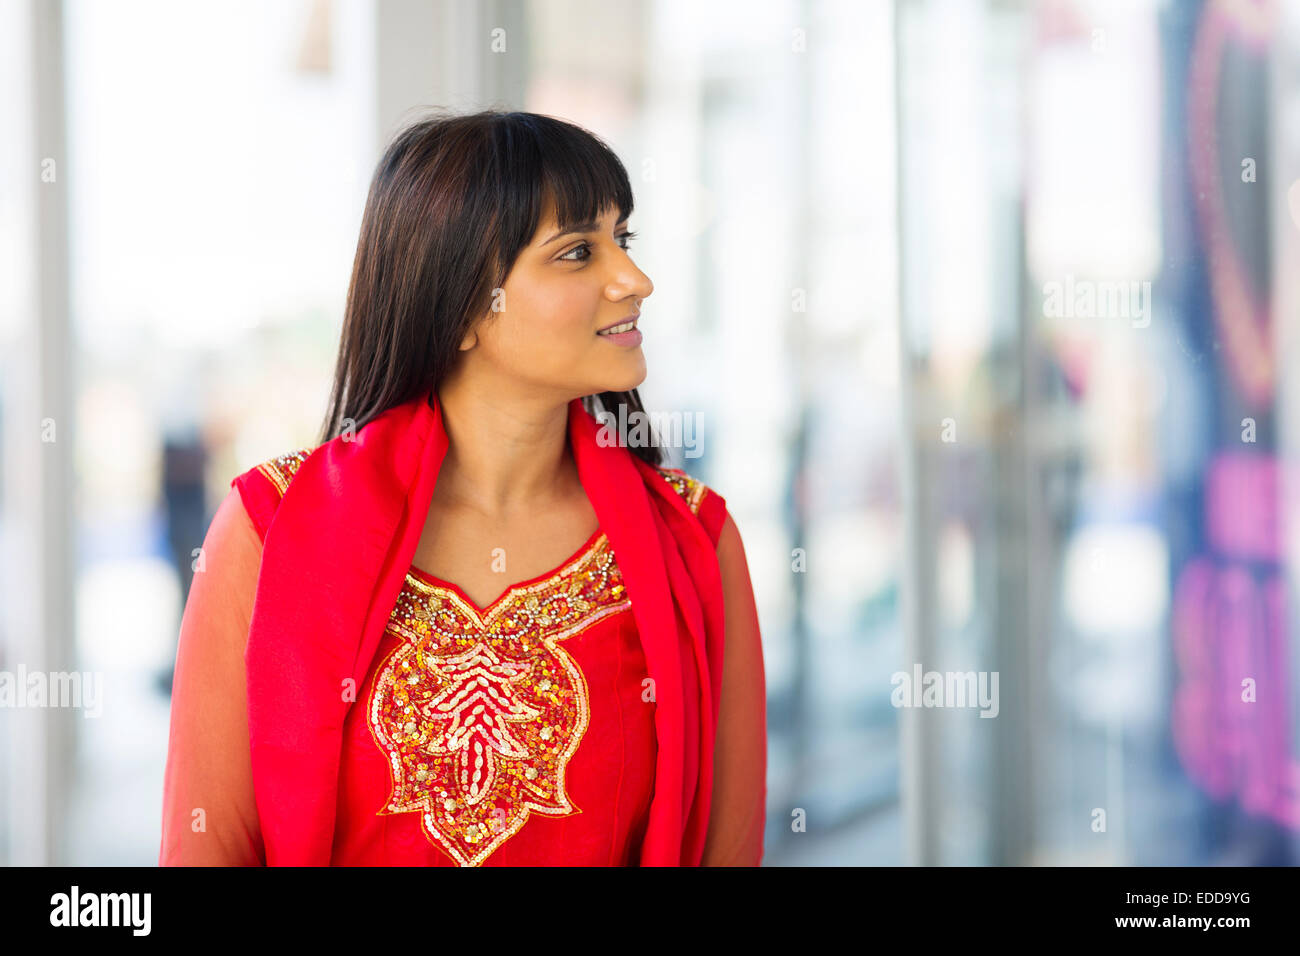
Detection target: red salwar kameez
<box><xmin>160</xmin><ymin>391</ymin><xmax>760</xmax><ymax>866</ymax></box>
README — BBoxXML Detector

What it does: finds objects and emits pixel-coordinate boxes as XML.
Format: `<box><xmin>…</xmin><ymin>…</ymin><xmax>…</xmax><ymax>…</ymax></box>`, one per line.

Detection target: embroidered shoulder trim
<box><xmin>655</xmin><ymin>466</ymin><xmax>709</xmax><ymax>515</ymax></box>
<box><xmin>254</xmin><ymin>448</ymin><xmax>313</xmax><ymax>499</ymax></box>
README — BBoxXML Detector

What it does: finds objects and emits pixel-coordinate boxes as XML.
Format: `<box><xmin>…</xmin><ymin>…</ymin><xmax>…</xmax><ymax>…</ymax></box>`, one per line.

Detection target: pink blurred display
<box><xmin>1172</xmin><ymin>452</ymin><xmax>1299</xmax><ymax>829</ymax></box>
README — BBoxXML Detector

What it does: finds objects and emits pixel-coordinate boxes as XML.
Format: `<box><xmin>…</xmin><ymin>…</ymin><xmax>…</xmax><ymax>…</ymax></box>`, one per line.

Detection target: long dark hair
<box><xmin>319</xmin><ymin>108</ymin><xmax>663</xmax><ymax>466</ymax></box>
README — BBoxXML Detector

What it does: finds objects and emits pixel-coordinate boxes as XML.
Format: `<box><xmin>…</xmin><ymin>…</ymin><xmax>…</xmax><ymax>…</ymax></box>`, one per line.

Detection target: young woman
<box><xmin>159</xmin><ymin>110</ymin><xmax>766</xmax><ymax>866</ymax></box>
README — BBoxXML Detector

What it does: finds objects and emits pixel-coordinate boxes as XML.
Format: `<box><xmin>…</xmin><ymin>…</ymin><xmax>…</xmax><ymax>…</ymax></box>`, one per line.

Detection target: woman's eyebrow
<box><xmin>542</xmin><ymin>219</ymin><xmax>629</xmax><ymax>245</ymax></box>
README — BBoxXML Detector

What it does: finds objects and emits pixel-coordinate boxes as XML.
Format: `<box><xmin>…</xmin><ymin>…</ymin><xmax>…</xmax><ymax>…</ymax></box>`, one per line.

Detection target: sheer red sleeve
<box><xmin>701</xmin><ymin>508</ymin><xmax>767</xmax><ymax>866</ymax></box>
<box><xmin>158</xmin><ymin>483</ymin><xmax>269</xmax><ymax>866</ymax></box>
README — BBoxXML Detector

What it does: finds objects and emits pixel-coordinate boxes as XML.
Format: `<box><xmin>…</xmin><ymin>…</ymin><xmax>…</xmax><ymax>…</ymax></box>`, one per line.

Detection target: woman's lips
<box><xmin>597</xmin><ymin>326</ymin><xmax>642</xmax><ymax>346</ymax></box>
<box><xmin>597</xmin><ymin>316</ymin><xmax>641</xmax><ymax>346</ymax></box>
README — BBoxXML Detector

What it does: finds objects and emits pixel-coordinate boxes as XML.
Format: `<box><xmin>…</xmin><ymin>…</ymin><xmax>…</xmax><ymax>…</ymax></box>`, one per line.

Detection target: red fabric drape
<box><xmin>240</xmin><ymin>391</ymin><xmax>726</xmax><ymax>865</ymax></box>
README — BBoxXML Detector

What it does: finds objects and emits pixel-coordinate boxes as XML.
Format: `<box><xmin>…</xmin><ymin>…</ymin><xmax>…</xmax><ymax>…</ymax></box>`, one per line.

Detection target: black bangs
<box><xmin>487</xmin><ymin>112</ymin><xmax>635</xmax><ymax>268</ymax></box>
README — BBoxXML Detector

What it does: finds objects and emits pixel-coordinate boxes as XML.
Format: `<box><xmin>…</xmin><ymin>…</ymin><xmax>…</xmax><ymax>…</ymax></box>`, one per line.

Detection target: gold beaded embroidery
<box><xmin>656</xmin><ymin>465</ymin><xmax>709</xmax><ymax>515</ymax></box>
<box><xmin>255</xmin><ymin>448</ymin><xmax>313</xmax><ymax>498</ymax></box>
<box><xmin>368</xmin><ymin>532</ymin><xmax>631</xmax><ymax>866</ymax></box>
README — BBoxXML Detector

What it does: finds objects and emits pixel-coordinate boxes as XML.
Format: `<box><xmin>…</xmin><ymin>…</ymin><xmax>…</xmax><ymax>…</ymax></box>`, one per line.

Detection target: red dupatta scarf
<box><xmin>243</xmin><ymin>389</ymin><xmax>725</xmax><ymax>866</ymax></box>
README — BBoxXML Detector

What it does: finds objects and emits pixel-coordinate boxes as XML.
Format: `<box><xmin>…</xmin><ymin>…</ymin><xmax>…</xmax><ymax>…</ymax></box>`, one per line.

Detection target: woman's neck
<box><xmin>432</xmin><ymin>374</ymin><xmax>578</xmax><ymax>519</ymax></box>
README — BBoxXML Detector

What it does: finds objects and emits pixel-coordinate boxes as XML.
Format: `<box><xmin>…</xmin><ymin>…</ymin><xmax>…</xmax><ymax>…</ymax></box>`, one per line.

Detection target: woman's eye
<box><xmin>559</xmin><ymin>232</ymin><xmax>638</xmax><ymax>262</ymax></box>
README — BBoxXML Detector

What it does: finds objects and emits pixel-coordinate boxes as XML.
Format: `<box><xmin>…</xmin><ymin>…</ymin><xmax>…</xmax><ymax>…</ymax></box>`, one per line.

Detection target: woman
<box><xmin>159</xmin><ymin>109</ymin><xmax>766</xmax><ymax>866</ymax></box>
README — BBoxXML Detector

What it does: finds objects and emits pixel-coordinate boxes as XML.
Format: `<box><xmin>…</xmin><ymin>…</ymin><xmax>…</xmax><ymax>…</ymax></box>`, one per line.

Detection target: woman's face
<box><xmin>456</xmin><ymin>200</ymin><xmax>654</xmax><ymax>400</ymax></box>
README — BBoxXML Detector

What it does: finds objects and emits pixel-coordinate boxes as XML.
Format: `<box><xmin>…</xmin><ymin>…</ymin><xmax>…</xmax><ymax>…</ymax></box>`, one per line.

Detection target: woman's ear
<box><xmin>458</xmin><ymin>326</ymin><xmax>478</xmax><ymax>351</ymax></box>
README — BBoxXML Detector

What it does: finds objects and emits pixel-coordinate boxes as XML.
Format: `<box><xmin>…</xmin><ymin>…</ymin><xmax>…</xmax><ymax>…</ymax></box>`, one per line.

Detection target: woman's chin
<box><xmin>597</xmin><ymin>359</ymin><xmax>647</xmax><ymax>393</ymax></box>
<box><xmin>614</xmin><ymin>369</ymin><xmax>648</xmax><ymax>393</ymax></box>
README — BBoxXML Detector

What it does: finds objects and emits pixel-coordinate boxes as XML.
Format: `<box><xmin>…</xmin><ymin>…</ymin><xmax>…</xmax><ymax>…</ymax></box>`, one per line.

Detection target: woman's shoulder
<box><xmin>228</xmin><ymin>447</ymin><xmax>728</xmax><ymax>547</ymax></box>
<box><xmin>230</xmin><ymin>445</ymin><xmax>319</xmax><ymax>542</ymax></box>
<box><xmin>651</xmin><ymin>462</ymin><xmax>728</xmax><ymax>549</ymax></box>
<box><xmin>249</xmin><ymin>447</ymin><xmax>316</xmax><ymax>495</ymax></box>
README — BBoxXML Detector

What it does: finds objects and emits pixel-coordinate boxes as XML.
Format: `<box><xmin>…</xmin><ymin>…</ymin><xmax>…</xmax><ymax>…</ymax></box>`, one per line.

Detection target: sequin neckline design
<box><xmin>406</xmin><ymin>527</ymin><xmax>604</xmax><ymax>619</ymax></box>
<box><xmin>368</xmin><ymin>528</ymin><xmax>631</xmax><ymax>866</ymax></box>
